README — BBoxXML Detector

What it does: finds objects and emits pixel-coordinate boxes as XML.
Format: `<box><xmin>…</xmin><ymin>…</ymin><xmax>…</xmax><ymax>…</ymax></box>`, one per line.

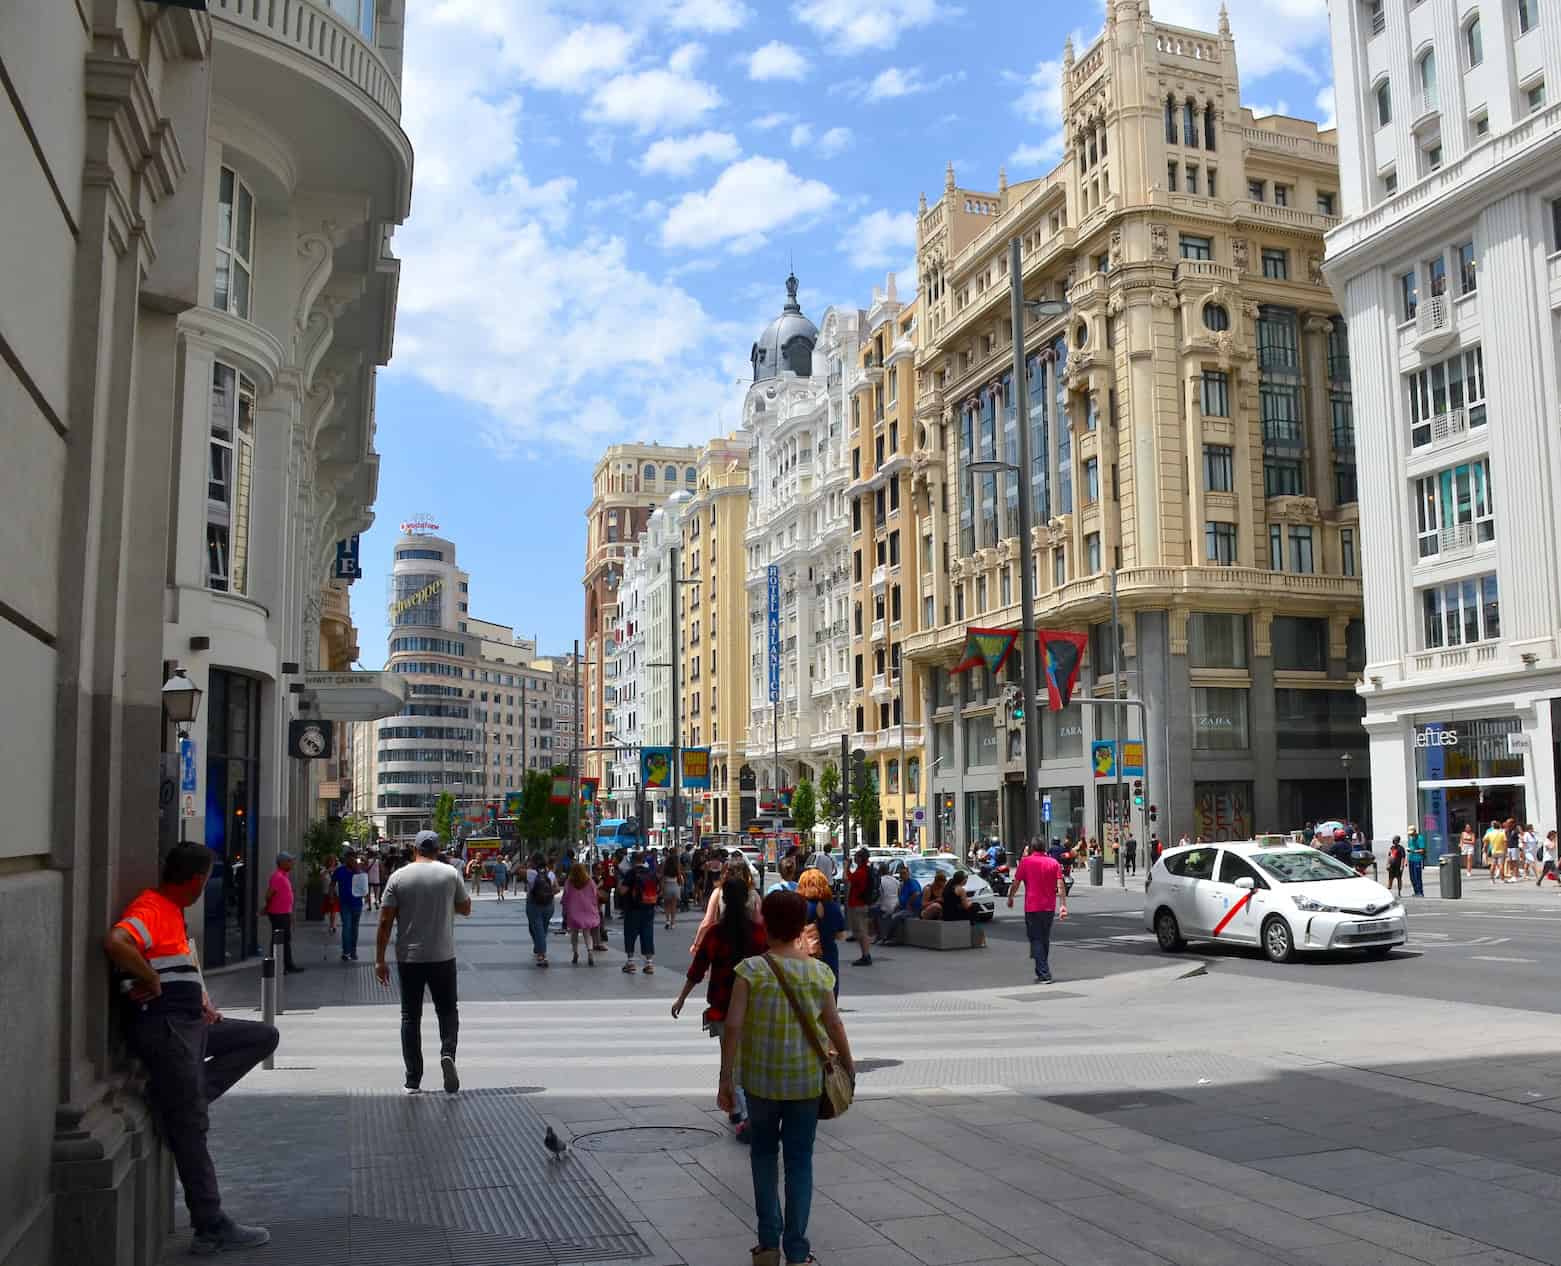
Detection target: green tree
<box><xmin>340</xmin><ymin>812</ymin><xmax>376</xmax><ymax>847</ymax></box>
<box><xmin>300</xmin><ymin>817</ymin><xmax>347</xmax><ymax>885</ymax></box>
<box><xmin>851</xmin><ymin>769</ymin><xmax>881</xmax><ymax>847</ymax></box>
<box><xmin>791</xmin><ymin>778</ymin><xmax>817</xmax><ymax>835</ymax></box>
<box><xmin>818</xmin><ymin>762</ymin><xmax>841</xmax><ymax>840</ymax></box>
<box><xmin>432</xmin><ymin>790</ymin><xmax>457</xmax><ymax>846</ymax></box>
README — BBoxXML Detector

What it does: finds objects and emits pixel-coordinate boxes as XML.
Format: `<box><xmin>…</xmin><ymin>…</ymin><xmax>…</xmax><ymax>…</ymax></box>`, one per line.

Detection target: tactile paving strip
<box><xmin>349</xmin><ymin>1088</ymin><xmax>648</xmax><ymax>1262</ymax></box>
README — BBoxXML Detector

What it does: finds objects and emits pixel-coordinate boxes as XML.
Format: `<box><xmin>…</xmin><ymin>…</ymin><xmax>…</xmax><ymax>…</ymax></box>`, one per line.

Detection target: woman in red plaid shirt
<box><xmin>673</xmin><ymin>876</ymin><xmax>768</xmax><ymax>1141</ymax></box>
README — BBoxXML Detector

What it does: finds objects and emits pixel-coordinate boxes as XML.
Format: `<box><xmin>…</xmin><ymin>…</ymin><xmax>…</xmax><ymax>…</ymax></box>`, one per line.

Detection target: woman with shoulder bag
<box><xmin>796</xmin><ymin>868</ymin><xmax>844</xmax><ymax>998</ymax></box>
<box><xmin>719</xmin><ymin>888</ymin><xmax>855</xmax><ymax>1266</ymax></box>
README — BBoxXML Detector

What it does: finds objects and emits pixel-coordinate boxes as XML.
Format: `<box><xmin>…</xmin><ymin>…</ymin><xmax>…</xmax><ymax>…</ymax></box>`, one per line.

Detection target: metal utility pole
<box><xmin>841</xmin><ymin>732</ymin><xmax>851</xmax><ymax>857</ymax></box>
<box><xmin>1009</xmin><ymin>235</ymin><xmax>1043</xmax><ymax>852</ymax></box>
<box><xmin>669</xmin><ymin>545</ymin><xmax>682</xmax><ymax>853</ymax></box>
<box><xmin>1111</xmin><ymin>571</ymin><xmax>1124</xmax><ymax>889</ymax></box>
<box><xmin>568</xmin><ymin>638</ymin><xmax>581</xmax><ymax>851</ymax></box>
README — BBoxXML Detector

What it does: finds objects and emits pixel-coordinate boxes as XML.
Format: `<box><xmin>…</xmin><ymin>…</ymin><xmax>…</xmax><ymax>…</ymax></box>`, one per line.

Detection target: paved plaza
<box><xmin>175</xmin><ymin>883</ymin><xmax>1561</xmax><ymax>1266</ymax></box>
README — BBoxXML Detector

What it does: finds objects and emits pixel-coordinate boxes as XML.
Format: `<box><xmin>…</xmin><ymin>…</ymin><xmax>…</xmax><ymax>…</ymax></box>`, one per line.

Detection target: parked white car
<box><xmin>903</xmin><ymin>857</ymin><xmax>997</xmax><ymax>921</ymax></box>
<box><xmin>1144</xmin><ymin>841</ymin><xmax>1407</xmax><ymax>963</ymax></box>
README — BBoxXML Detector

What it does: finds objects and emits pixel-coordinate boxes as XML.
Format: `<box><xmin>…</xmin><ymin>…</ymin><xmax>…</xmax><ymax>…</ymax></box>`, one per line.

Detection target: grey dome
<box><xmin>751</xmin><ymin>272</ymin><xmax>818</xmax><ymax>382</ymax></box>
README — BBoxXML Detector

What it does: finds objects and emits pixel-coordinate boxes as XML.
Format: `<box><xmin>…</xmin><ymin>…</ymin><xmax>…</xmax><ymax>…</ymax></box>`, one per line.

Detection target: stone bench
<box><xmin>902</xmin><ymin>918</ymin><xmax>984</xmax><ymax>950</ymax></box>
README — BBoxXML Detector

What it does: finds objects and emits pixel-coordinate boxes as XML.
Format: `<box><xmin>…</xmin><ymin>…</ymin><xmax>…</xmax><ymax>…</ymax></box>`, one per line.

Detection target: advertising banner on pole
<box><xmin>1091</xmin><ymin>740</ymin><xmax>1145</xmax><ymax>779</ymax></box>
<box><xmin>766</xmin><ymin>565</ymin><xmax>780</xmax><ymax>703</ymax></box>
<box><xmin>640</xmin><ymin>747</ymin><xmax>674</xmax><ymax>789</ymax></box>
<box><xmin>680</xmin><ymin>748</ymin><xmax>711</xmax><ymax>790</ymax></box>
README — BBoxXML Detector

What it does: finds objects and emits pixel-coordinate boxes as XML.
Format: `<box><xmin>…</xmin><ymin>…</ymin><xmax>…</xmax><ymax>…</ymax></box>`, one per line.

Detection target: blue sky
<box><xmin>357</xmin><ymin>0</ymin><xmax>1335</xmax><ymax>667</ymax></box>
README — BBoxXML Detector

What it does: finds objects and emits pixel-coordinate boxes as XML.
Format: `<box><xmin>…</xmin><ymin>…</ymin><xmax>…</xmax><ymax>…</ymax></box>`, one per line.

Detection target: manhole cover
<box><xmin>574</xmin><ymin>1126</ymin><xmax>721</xmax><ymax>1154</ymax></box>
<box><xmin>854</xmin><ymin>1058</ymin><xmax>902</xmax><ymax>1073</ymax></box>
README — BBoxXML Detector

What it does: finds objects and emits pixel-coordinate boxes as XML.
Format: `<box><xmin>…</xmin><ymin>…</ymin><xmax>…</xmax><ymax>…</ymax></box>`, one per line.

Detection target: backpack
<box><xmin>865</xmin><ymin>867</ymin><xmax>882</xmax><ymax>905</ymax></box>
<box><xmin>529</xmin><ymin>867</ymin><xmax>555</xmax><ymax>905</ymax></box>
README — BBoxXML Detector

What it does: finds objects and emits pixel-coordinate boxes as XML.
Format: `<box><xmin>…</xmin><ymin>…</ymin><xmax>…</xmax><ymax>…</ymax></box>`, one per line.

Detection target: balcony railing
<box><xmin>1432</xmin><ymin>406</ymin><xmax>1468</xmax><ymax>444</ymax></box>
<box><xmin>870</xmin><ymin>618</ymin><xmax>886</xmax><ymax>642</ymax></box>
<box><xmin>1415</xmin><ymin>294</ymin><xmax>1456</xmax><ymax>348</ymax></box>
<box><xmin>1438</xmin><ymin>522</ymin><xmax>1478</xmax><ymax>559</ymax></box>
<box><xmin>1410</xmin><ymin>87</ymin><xmax>1440</xmax><ymax>129</ymax></box>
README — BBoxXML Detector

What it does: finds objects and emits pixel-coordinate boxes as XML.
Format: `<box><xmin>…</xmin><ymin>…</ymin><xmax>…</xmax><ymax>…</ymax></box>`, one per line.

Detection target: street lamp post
<box><xmin>1341</xmin><ymin>751</ymin><xmax>1353</xmax><ymax>828</ymax></box>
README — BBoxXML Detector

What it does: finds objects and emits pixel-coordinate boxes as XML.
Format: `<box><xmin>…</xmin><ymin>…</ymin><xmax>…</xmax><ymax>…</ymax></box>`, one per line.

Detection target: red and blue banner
<box><xmin>951</xmin><ymin>627</ymin><xmax>1020</xmax><ymax>676</ymax></box>
<box><xmin>1039</xmin><ymin>629</ymin><xmax>1088</xmax><ymax>711</ymax></box>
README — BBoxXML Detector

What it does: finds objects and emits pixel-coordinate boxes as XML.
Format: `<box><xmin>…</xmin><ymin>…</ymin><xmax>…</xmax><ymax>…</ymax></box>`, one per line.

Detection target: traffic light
<box><xmin>1132</xmin><ymin>779</ymin><xmax>1144</xmax><ymax>808</ymax></box>
<box><xmin>1149</xmin><ymin>804</ymin><xmax>1158</xmax><ymax>822</ymax></box>
<box><xmin>850</xmin><ymin>747</ymin><xmax>870</xmax><ymax>793</ymax></box>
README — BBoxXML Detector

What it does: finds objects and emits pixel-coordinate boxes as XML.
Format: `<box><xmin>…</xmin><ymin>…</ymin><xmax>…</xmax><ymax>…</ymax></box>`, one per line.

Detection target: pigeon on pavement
<box><xmin>544</xmin><ymin>1126</ymin><xmax>568</xmax><ymax>1160</ymax></box>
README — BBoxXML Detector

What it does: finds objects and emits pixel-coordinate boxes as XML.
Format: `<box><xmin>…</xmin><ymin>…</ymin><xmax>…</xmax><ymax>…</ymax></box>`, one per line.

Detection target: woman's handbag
<box><xmin>763</xmin><ymin>955</ymin><xmax>853</xmax><ymax>1120</ymax></box>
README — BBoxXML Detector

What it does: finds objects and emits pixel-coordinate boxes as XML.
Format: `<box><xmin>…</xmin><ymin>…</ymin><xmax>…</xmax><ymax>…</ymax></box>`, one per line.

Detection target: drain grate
<box><xmin>998</xmin><ymin>990</ymin><xmax>1085</xmax><ymax>1002</ymax></box>
<box><xmin>573</xmin><ymin>1126</ymin><xmax>721</xmax><ymax>1154</ymax></box>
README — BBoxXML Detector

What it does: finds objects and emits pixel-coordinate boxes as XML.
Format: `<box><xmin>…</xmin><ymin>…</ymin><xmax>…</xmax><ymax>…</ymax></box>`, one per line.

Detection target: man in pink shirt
<box><xmin>265</xmin><ymin>851</ymin><xmax>304</xmax><ymax>974</ymax></box>
<box><xmin>1007</xmin><ymin>839</ymin><xmax>1068</xmax><ymax>983</ymax></box>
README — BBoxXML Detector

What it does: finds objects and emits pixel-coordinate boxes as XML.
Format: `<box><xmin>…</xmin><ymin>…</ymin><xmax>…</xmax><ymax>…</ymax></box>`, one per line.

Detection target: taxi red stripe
<box><xmin>1212</xmin><ymin>890</ymin><xmax>1255</xmax><ymax>937</ymax></box>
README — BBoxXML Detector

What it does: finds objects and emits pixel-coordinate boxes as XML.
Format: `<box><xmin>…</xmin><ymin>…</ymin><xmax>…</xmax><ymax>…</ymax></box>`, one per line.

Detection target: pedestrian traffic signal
<box><xmin>1148</xmin><ymin>804</ymin><xmax>1158</xmax><ymax>822</ymax></box>
<box><xmin>1132</xmin><ymin>779</ymin><xmax>1143</xmax><ymax>808</ymax></box>
<box><xmin>850</xmin><ymin>747</ymin><xmax>870</xmax><ymax>792</ymax></box>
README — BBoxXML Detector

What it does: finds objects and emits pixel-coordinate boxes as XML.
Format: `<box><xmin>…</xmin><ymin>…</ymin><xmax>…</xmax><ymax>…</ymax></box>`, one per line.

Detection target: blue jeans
<box><xmin>527</xmin><ymin>901</ymin><xmax>553</xmax><ymax>957</ymax></box>
<box><xmin>341</xmin><ymin>905</ymin><xmax>362</xmax><ymax>957</ymax></box>
<box><xmin>745</xmin><ymin>1094</ymin><xmax>819</xmax><ymax>1263</ymax></box>
<box><xmin>623</xmin><ymin>907</ymin><xmax>655</xmax><ymax>961</ymax></box>
<box><xmin>1024</xmin><ymin>910</ymin><xmax>1055</xmax><ymax>979</ymax></box>
<box><xmin>1408</xmin><ymin>859</ymin><xmax>1425</xmax><ymax>896</ymax></box>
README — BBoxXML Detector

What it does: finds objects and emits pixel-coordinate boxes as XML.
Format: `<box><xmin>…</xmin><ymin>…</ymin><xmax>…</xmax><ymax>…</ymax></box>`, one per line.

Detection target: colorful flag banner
<box><xmin>1038</xmin><ymin>629</ymin><xmax>1087</xmax><ymax>710</ymax></box>
<box><xmin>951</xmin><ymin>626</ymin><xmax>1020</xmax><ymax>676</ymax></box>
<box><xmin>579</xmin><ymin>776</ymin><xmax>599</xmax><ymax>803</ymax></box>
<box><xmin>680</xmin><ymin>748</ymin><xmax>711</xmax><ymax>790</ymax></box>
<box><xmin>548</xmin><ymin>777</ymin><xmax>573</xmax><ymax>805</ymax></box>
<box><xmin>641</xmin><ymin>747</ymin><xmax>673</xmax><ymax>789</ymax></box>
<box><xmin>503</xmin><ymin>791</ymin><xmax>524</xmax><ymax>816</ymax></box>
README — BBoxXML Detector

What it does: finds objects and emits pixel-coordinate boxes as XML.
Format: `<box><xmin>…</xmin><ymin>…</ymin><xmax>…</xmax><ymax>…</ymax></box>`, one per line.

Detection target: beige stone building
<box><xmin>679</xmin><ymin>435</ymin><xmax>754</xmax><ymax>833</ymax></box>
<box><xmin>583</xmin><ymin>444</ymin><xmax>702</xmax><ymax>802</ymax></box>
<box><xmin>847</xmin><ymin>279</ymin><xmax>929</xmax><ymax>846</ymax></box>
<box><xmin>906</xmin><ymin>0</ymin><xmax>1367</xmax><ymax>852</ymax></box>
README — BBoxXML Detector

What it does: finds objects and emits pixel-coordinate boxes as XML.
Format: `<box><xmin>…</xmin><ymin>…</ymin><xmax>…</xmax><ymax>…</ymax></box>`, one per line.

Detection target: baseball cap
<box><xmin>276</xmin><ymin>850</ymin><xmax>295</xmax><ymax>863</ymax></box>
<box><xmin>414</xmin><ymin>830</ymin><xmax>441</xmax><ymax>855</ymax></box>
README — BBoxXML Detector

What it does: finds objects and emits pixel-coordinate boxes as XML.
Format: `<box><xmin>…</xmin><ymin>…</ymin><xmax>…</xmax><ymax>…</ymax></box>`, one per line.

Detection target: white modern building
<box><xmin>607</xmin><ymin>545</ymin><xmax>650</xmax><ymax>818</ymax></box>
<box><xmin>1326</xmin><ymin>0</ymin><xmax>1561</xmax><ymax>856</ymax></box>
<box><xmin>742</xmin><ymin>276</ymin><xmax>859</xmax><ymax>800</ymax></box>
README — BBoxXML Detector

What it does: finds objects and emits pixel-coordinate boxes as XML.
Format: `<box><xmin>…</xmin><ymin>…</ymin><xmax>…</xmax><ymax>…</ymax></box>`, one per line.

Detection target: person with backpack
<box><xmin>1385</xmin><ymin>835</ymin><xmax>1406</xmax><ymax>898</ymax></box>
<box><xmin>618</xmin><ymin>851</ymin><xmax>658</xmax><ymax>974</ymax></box>
<box><xmin>845</xmin><ymin>848</ymin><xmax>876</xmax><ymax>967</ymax></box>
<box><xmin>525</xmin><ymin>852</ymin><xmax>556</xmax><ymax>968</ymax></box>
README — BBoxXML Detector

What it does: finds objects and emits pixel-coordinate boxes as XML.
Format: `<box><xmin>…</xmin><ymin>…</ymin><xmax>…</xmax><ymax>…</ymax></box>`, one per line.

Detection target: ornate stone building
<box><xmin>905</xmin><ymin>0</ymin><xmax>1367</xmax><ymax>851</ymax></box>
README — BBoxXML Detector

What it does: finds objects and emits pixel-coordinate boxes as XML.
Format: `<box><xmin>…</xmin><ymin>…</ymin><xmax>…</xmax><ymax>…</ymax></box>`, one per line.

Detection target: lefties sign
<box><xmin>1414</xmin><ymin>728</ymin><xmax>1458</xmax><ymax>748</ymax></box>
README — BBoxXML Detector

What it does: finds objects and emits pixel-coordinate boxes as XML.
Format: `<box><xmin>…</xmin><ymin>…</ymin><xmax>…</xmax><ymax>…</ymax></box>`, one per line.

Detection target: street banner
<box><xmin>680</xmin><ymin>748</ymin><xmax>711</xmax><ymax>789</ymax></box>
<box><xmin>950</xmin><ymin>626</ymin><xmax>1019</xmax><ymax>676</ymax></box>
<box><xmin>641</xmin><ymin>746</ymin><xmax>673</xmax><ymax>789</ymax></box>
<box><xmin>1091</xmin><ymin>740</ymin><xmax>1145</xmax><ymax>779</ymax></box>
<box><xmin>579</xmin><ymin>776</ymin><xmax>599</xmax><ymax>803</ymax></box>
<box><xmin>1038</xmin><ymin>629</ymin><xmax>1087</xmax><ymax>710</ymax></box>
<box><xmin>549</xmin><ymin>776</ymin><xmax>573</xmax><ymax>805</ymax></box>
<box><xmin>767</xmin><ymin>565</ymin><xmax>780</xmax><ymax>703</ymax></box>
<box><xmin>503</xmin><ymin>791</ymin><xmax>523</xmax><ymax>817</ymax></box>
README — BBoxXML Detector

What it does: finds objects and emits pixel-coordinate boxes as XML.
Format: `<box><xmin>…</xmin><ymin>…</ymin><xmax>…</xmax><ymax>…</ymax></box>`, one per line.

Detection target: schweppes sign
<box><xmin>389</xmin><ymin>579</ymin><xmax>442</xmax><ymax>619</ymax></box>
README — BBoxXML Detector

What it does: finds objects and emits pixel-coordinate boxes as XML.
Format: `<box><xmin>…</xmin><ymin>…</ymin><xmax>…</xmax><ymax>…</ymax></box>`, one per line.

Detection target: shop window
<box><xmin>1188</xmin><ymin>612</ymin><xmax>1248</xmax><ymax>668</ymax></box>
<box><xmin>1191</xmin><ymin>688</ymin><xmax>1250</xmax><ymax>750</ymax></box>
<box><xmin>1273</xmin><ymin>616</ymin><xmax>1329</xmax><ymax>671</ymax></box>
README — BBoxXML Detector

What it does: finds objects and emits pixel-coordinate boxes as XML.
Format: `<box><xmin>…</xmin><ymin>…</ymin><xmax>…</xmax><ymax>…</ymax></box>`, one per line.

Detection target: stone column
<box><xmin>1303</xmin><ymin>315</ymin><xmax>1336</xmax><ymax>513</ymax></box>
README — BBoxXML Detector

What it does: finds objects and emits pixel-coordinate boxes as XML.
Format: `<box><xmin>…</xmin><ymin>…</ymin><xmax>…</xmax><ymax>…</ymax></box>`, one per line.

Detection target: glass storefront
<box><xmin>1041</xmin><ymin>702</ymin><xmax>1085</xmax><ymax>759</ymax></box>
<box><xmin>1192</xmin><ymin>687</ymin><xmax>1250</xmax><ymax>750</ymax></box>
<box><xmin>1414</xmin><ymin>716</ymin><xmax>1525</xmax><ymax>864</ymax></box>
<box><xmin>1040</xmin><ymin>785</ymin><xmax>1085</xmax><ymax>845</ymax></box>
<box><xmin>965</xmin><ymin>789</ymin><xmax>1000</xmax><ymax>851</ymax></box>
<box><xmin>204</xmin><ymin>670</ymin><xmax>262</xmax><ymax>965</ymax></box>
<box><xmin>963</xmin><ymin>714</ymin><xmax>999</xmax><ymax>770</ymax></box>
<box><xmin>1193</xmin><ymin>780</ymin><xmax>1253</xmax><ymax>841</ymax></box>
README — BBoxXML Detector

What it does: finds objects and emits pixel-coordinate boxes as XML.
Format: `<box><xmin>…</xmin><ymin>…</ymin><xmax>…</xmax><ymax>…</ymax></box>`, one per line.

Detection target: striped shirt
<box><xmin>114</xmin><ymin>888</ymin><xmax>204</xmax><ymax>1012</ymax></box>
<box><xmin>733</xmin><ymin>954</ymin><xmax>834</xmax><ymax>1101</ymax></box>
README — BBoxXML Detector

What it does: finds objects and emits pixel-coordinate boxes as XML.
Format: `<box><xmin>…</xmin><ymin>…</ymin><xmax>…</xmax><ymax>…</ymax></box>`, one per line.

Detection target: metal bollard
<box><xmin>260</xmin><ymin>951</ymin><xmax>277</xmax><ymax>1070</ymax></box>
<box><xmin>272</xmin><ymin>925</ymin><xmax>287</xmax><ymax>1015</ymax></box>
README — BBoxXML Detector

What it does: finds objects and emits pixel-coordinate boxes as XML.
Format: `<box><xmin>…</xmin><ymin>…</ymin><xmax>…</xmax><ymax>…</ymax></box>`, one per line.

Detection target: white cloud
<box><xmin>666</xmin><ymin>0</ymin><xmax>752</xmax><ymax>33</ymax></box>
<box><xmin>661</xmin><ymin>156</ymin><xmax>838</xmax><ymax>251</ymax></box>
<box><xmin>818</xmin><ymin>126</ymin><xmax>853</xmax><ymax>156</ymax></box>
<box><xmin>752</xmin><ymin>111</ymin><xmax>794</xmax><ymax>130</ymax></box>
<box><xmin>531</xmin><ymin>22</ymin><xmax>637</xmax><ymax>91</ymax></box>
<box><xmin>1314</xmin><ymin>83</ymin><xmax>1337</xmax><ymax>130</ymax></box>
<box><xmin>789</xmin><ymin>122</ymin><xmax>814</xmax><ymax>148</ymax></box>
<box><xmin>1149</xmin><ymin>0</ymin><xmax>1330</xmax><ymax>80</ymax></box>
<box><xmin>866</xmin><ymin>66</ymin><xmax>919</xmax><ymax>100</ymax></box>
<box><xmin>795</xmin><ymin>0</ymin><xmax>958</xmax><ymax>52</ymax></box>
<box><xmin>843</xmin><ymin>208</ymin><xmax>917</xmax><ymax>270</ymax></box>
<box><xmin>748</xmin><ymin>40</ymin><xmax>810</xmax><ymax>81</ymax></box>
<box><xmin>668</xmin><ymin>42</ymin><xmax>705</xmax><ymax>74</ymax></box>
<box><xmin>587</xmin><ymin>66</ymin><xmax>722</xmax><ymax>133</ymax></box>
<box><xmin>639</xmin><ymin>129</ymin><xmax>742</xmax><ymax>175</ymax></box>
<box><xmin>391</xmin><ymin>4</ymin><xmax>739</xmax><ymax>459</ymax></box>
<box><xmin>1006</xmin><ymin>52</ymin><xmax>1069</xmax><ymax>168</ymax></box>
<box><xmin>1248</xmin><ymin>100</ymin><xmax>1293</xmax><ymax>118</ymax></box>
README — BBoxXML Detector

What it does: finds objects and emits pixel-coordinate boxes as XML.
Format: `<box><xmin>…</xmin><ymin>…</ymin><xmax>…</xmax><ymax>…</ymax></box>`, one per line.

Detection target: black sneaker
<box><xmin>191</xmin><ymin>1219</ymin><xmax>270</xmax><ymax>1255</ymax></box>
<box><xmin>441</xmin><ymin>1054</ymin><xmax>460</xmax><ymax>1094</ymax></box>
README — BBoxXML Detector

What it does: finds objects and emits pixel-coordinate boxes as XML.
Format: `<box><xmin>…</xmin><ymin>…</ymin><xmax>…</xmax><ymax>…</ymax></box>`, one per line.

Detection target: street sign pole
<box><xmin>767</xmin><ymin>565</ymin><xmax>781</xmax><ymax>828</ymax></box>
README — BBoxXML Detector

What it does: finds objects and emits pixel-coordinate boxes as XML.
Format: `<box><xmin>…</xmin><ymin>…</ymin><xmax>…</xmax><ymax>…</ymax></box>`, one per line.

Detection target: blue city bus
<box><xmin>595</xmin><ymin>818</ymin><xmax>641</xmax><ymax>855</ymax></box>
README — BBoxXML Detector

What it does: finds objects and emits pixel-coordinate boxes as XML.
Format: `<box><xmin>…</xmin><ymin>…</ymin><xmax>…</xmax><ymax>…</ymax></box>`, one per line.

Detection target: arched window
<box><xmin>1464</xmin><ymin>14</ymin><xmax>1483</xmax><ymax>66</ymax></box>
<box><xmin>1183</xmin><ymin>98</ymin><xmax>1197</xmax><ymax>145</ymax></box>
<box><xmin>686</xmin><ymin>466</ymin><xmax>697</xmax><ymax>482</ymax></box>
<box><xmin>1165</xmin><ymin>94</ymin><xmax>1177</xmax><ymax>144</ymax></box>
<box><xmin>1203</xmin><ymin>303</ymin><xmax>1231</xmax><ymax>331</ymax></box>
<box><xmin>644</xmin><ymin>464</ymin><xmax>656</xmax><ymax>481</ymax></box>
<box><xmin>887</xmin><ymin>759</ymin><xmax>900</xmax><ymax>792</ymax></box>
<box><xmin>1375</xmin><ymin>79</ymin><xmax>1392</xmax><ymax>126</ymax></box>
<box><xmin>907</xmin><ymin>756</ymin><xmax>921</xmax><ymax>792</ymax></box>
<box><xmin>1417</xmin><ymin>49</ymin><xmax>1437</xmax><ymax>106</ymax></box>
<box><xmin>664</xmin><ymin>465</ymin><xmax>677</xmax><ymax>481</ymax></box>
<box><xmin>1204</xmin><ymin>102</ymin><xmax>1217</xmax><ymax>149</ymax></box>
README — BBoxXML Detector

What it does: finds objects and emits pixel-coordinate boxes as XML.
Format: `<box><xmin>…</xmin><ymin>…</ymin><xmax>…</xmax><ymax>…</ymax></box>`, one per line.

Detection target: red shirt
<box><xmin>1015</xmin><ymin>853</ymin><xmax>1063</xmax><ymax>914</ymax></box>
<box><xmin>265</xmin><ymin>867</ymin><xmax>294</xmax><ymax>915</ymax></box>
<box><xmin>847</xmin><ymin>864</ymin><xmax>870</xmax><ymax>908</ymax></box>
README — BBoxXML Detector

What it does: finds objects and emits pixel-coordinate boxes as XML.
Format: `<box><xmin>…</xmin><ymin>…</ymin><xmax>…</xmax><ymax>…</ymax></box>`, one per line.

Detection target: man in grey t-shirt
<box><xmin>375</xmin><ymin>831</ymin><xmax>471</xmax><ymax>1093</ymax></box>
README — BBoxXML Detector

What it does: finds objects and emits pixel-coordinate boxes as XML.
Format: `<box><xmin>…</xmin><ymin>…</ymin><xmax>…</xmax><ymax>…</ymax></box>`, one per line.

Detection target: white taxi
<box><xmin>1145</xmin><ymin>841</ymin><xmax>1407</xmax><ymax>963</ymax></box>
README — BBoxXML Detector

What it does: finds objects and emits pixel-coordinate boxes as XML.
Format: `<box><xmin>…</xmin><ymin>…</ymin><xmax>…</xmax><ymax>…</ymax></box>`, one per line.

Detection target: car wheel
<box><xmin>1262</xmin><ymin>915</ymin><xmax>1295</xmax><ymax>963</ymax></box>
<box><xmin>1153</xmin><ymin>908</ymin><xmax>1185</xmax><ymax>952</ymax></box>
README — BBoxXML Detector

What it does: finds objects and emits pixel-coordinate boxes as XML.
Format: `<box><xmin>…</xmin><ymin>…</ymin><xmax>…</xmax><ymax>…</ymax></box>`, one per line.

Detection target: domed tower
<box><xmin>750</xmin><ymin>272</ymin><xmax>819</xmax><ymax>382</ymax></box>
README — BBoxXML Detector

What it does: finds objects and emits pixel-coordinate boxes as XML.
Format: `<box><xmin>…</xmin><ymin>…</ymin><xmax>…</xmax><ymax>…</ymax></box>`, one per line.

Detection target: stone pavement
<box><xmin>163</xmin><ymin>892</ymin><xmax>1561</xmax><ymax>1266</ymax></box>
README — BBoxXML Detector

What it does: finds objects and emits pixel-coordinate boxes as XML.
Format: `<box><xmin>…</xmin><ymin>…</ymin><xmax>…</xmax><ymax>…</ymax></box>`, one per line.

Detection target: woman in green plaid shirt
<box><xmin>719</xmin><ymin>888</ymin><xmax>856</xmax><ymax>1266</ymax></box>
